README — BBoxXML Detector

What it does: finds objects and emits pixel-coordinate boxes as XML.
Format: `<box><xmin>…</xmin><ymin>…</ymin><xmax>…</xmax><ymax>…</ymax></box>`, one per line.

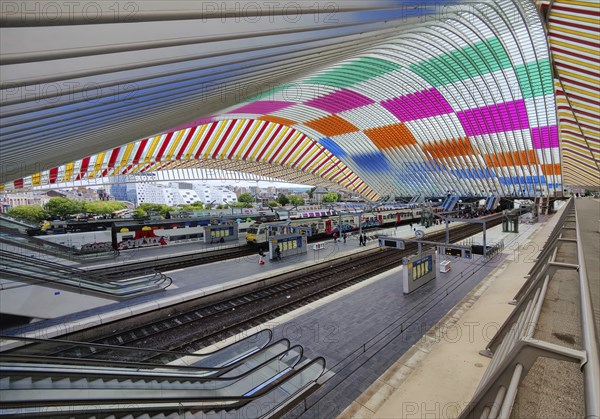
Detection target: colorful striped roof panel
<box><xmin>3</xmin><ymin>0</ymin><xmax>596</xmax><ymax>196</ymax></box>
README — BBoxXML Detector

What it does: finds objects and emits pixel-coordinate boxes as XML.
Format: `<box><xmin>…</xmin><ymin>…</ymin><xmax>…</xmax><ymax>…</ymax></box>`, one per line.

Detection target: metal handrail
<box><xmin>575</xmin><ymin>203</ymin><xmax>600</xmax><ymax>419</ymax></box>
<box><xmin>460</xmin><ymin>198</ymin><xmax>597</xmax><ymax>418</ymax></box>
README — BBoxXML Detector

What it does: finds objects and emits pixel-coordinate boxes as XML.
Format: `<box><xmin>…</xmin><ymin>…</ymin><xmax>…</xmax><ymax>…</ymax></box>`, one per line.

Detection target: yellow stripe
<box><xmin>551</xmin><ymin>11</ymin><xmax>600</xmax><ymax>25</ymax></box>
<box><xmin>552</xmin><ymin>53</ymin><xmax>598</xmax><ymax>71</ymax></box>
<box><xmin>559</xmin><ymin>81</ymin><xmax>600</xmax><ymax>98</ymax></box>
<box><xmin>120</xmin><ymin>143</ymin><xmax>135</xmax><ymax>166</ymax></box>
<box><xmin>551</xmin><ymin>39</ymin><xmax>597</xmax><ymax>56</ymax></box>
<box><xmin>549</xmin><ymin>23</ymin><xmax>600</xmax><ymax>41</ymax></box>
<box><xmin>556</xmin><ymin>68</ymin><xmax>600</xmax><ymax>86</ymax></box>
<box><xmin>299</xmin><ymin>146</ymin><xmax>319</xmax><ymax>170</ymax></box>
<box><xmin>144</xmin><ymin>136</ymin><xmax>162</xmax><ymax>163</ymax></box>
<box><xmin>250</xmin><ymin>123</ymin><xmax>276</xmax><ymax>161</ymax></box>
<box><xmin>166</xmin><ymin>129</ymin><xmax>186</xmax><ymax>161</ymax></box>
<box><xmin>235</xmin><ymin>120</ymin><xmax>261</xmax><ymax>160</ymax></box>
<box><xmin>185</xmin><ymin>125</ymin><xmax>208</xmax><ymax>160</ymax></box>
<box><xmin>204</xmin><ymin>121</ymin><xmax>228</xmax><ymax>159</ymax></box>
<box><xmin>306</xmin><ymin>152</ymin><xmax>328</xmax><ymax>173</ymax></box>
<box><xmin>32</xmin><ymin>173</ymin><xmax>41</xmax><ymax>186</ymax></box>
<box><xmin>64</xmin><ymin>162</ymin><xmax>75</xmax><ymax>182</ymax></box>
<box><xmin>265</xmin><ymin>126</ymin><xmax>290</xmax><ymax>163</ymax></box>
<box><xmin>553</xmin><ymin>1</ymin><xmax>600</xmax><ymax>7</ymax></box>
<box><xmin>284</xmin><ymin>134</ymin><xmax>309</xmax><ymax>166</ymax></box>
<box><xmin>220</xmin><ymin>119</ymin><xmax>246</xmax><ymax>159</ymax></box>
<box><xmin>274</xmin><ymin>131</ymin><xmax>302</xmax><ymax>167</ymax></box>
<box><xmin>91</xmin><ymin>152</ymin><xmax>106</xmax><ymax>177</ymax></box>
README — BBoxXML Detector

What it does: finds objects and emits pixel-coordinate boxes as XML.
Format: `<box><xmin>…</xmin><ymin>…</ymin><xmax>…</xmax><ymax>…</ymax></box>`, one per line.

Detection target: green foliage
<box><xmin>44</xmin><ymin>197</ymin><xmax>84</xmax><ymax>220</ymax></box>
<box><xmin>231</xmin><ymin>202</ymin><xmax>251</xmax><ymax>208</ymax></box>
<box><xmin>85</xmin><ymin>201</ymin><xmax>127</xmax><ymax>215</ymax></box>
<box><xmin>133</xmin><ymin>208</ymin><xmax>147</xmax><ymax>218</ymax></box>
<box><xmin>276</xmin><ymin>193</ymin><xmax>289</xmax><ymax>206</ymax></box>
<box><xmin>215</xmin><ymin>204</ymin><xmax>228</xmax><ymax>209</ymax></box>
<box><xmin>6</xmin><ymin>205</ymin><xmax>48</xmax><ymax>224</ymax></box>
<box><xmin>306</xmin><ymin>187</ymin><xmax>317</xmax><ymax>199</ymax></box>
<box><xmin>288</xmin><ymin>195</ymin><xmax>305</xmax><ymax>206</ymax></box>
<box><xmin>237</xmin><ymin>193</ymin><xmax>255</xmax><ymax>203</ymax></box>
<box><xmin>322</xmin><ymin>192</ymin><xmax>340</xmax><ymax>203</ymax></box>
<box><xmin>137</xmin><ymin>203</ymin><xmax>174</xmax><ymax>217</ymax></box>
<box><xmin>268</xmin><ymin>200</ymin><xmax>280</xmax><ymax>207</ymax></box>
<box><xmin>181</xmin><ymin>201</ymin><xmax>205</xmax><ymax>210</ymax></box>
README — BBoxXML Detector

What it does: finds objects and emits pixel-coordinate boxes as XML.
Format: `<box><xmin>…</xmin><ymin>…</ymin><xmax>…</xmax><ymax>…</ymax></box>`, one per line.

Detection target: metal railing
<box><xmin>460</xmin><ymin>198</ymin><xmax>599</xmax><ymax>418</ymax></box>
<box><xmin>0</xmin><ymin>249</ymin><xmax>171</xmax><ymax>299</ymax></box>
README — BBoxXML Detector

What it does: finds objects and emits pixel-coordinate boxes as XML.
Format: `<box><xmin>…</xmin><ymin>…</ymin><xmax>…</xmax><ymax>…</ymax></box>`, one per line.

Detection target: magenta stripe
<box><xmin>227</xmin><ymin>101</ymin><xmax>293</xmax><ymax>115</ymax></box>
<box><xmin>531</xmin><ymin>125</ymin><xmax>559</xmax><ymax>149</ymax></box>
<box><xmin>381</xmin><ymin>88</ymin><xmax>454</xmax><ymax>122</ymax></box>
<box><xmin>457</xmin><ymin>100</ymin><xmax>529</xmax><ymax>136</ymax></box>
<box><xmin>305</xmin><ymin>89</ymin><xmax>374</xmax><ymax>113</ymax></box>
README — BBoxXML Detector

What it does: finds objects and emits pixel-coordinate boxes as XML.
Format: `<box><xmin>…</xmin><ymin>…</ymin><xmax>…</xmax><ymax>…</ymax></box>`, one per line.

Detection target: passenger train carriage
<box><xmin>245</xmin><ymin>207</ymin><xmax>441</xmax><ymax>245</ymax></box>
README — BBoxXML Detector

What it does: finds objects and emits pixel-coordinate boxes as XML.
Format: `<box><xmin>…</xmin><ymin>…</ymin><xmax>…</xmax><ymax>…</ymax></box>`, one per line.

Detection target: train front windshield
<box><xmin>246</xmin><ymin>226</ymin><xmax>259</xmax><ymax>235</ymax></box>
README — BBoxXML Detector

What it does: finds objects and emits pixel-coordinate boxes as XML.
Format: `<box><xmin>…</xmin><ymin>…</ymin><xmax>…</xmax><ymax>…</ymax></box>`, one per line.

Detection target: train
<box><xmin>245</xmin><ymin>207</ymin><xmax>442</xmax><ymax>246</ymax></box>
<box><xmin>112</xmin><ymin>214</ymin><xmax>279</xmax><ymax>250</ymax></box>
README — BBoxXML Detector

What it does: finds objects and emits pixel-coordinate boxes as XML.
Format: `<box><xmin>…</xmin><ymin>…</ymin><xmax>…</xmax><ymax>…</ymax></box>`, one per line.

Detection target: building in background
<box><xmin>192</xmin><ymin>184</ymin><xmax>238</xmax><ymax>205</ymax></box>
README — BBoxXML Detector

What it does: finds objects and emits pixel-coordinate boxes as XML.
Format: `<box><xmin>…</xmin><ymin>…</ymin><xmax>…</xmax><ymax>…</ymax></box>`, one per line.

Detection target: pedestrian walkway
<box><xmin>340</xmin><ymin>199</ymin><xmax>599</xmax><ymax>418</ymax></box>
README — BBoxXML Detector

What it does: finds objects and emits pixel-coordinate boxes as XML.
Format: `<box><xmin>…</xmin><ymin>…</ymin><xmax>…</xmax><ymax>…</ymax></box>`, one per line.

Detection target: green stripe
<box><xmin>410</xmin><ymin>37</ymin><xmax>512</xmax><ymax>87</ymax></box>
<box><xmin>304</xmin><ymin>57</ymin><xmax>401</xmax><ymax>88</ymax></box>
<box><xmin>515</xmin><ymin>59</ymin><xmax>553</xmax><ymax>98</ymax></box>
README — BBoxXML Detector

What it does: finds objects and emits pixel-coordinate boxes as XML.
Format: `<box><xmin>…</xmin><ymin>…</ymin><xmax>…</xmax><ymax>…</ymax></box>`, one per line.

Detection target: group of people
<box><xmin>358</xmin><ymin>233</ymin><xmax>367</xmax><ymax>246</ymax></box>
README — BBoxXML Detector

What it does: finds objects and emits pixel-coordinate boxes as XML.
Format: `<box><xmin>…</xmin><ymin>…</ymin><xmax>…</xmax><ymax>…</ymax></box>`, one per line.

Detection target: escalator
<box><xmin>0</xmin><ymin>331</ymin><xmax>326</xmax><ymax>418</ymax></box>
<box><xmin>0</xmin><ymin>217</ymin><xmax>117</xmax><ymax>262</ymax></box>
<box><xmin>0</xmin><ymin>249</ymin><xmax>171</xmax><ymax>300</ymax></box>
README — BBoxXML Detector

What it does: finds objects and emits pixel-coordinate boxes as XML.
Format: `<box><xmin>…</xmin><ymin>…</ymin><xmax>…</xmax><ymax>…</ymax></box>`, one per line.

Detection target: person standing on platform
<box><xmin>258</xmin><ymin>248</ymin><xmax>265</xmax><ymax>265</ymax></box>
<box><xmin>275</xmin><ymin>245</ymin><xmax>281</xmax><ymax>261</ymax></box>
<box><xmin>342</xmin><ymin>231</ymin><xmax>347</xmax><ymax>243</ymax></box>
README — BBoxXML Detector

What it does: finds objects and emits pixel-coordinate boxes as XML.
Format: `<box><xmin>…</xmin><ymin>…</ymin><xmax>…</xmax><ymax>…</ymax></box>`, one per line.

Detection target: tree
<box><xmin>268</xmin><ymin>200</ymin><xmax>280</xmax><ymax>207</ymax></box>
<box><xmin>276</xmin><ymin>193</ymin><xmax>289</xmax><ymax>206</ymax></box>
<box><xmin>133</xmin><ymin>208</ymin><xmax>147</xmax><ymax>218</ymax></box>
<box><xmin>6</xmin><ymin>205</ymin><xmax>48</xmax><ymax>224</ymax></box>
<box><xmin>238</xmin><ymin>193</ymin><xmax>254</xmax><ymax>204</ymax></box>
<box><xmin>44</xmin><ymin>197</ymin><xmax>84</xmax><ymax>219</ymax></box>
<box><xmin>137</xmin><ymin>203</ymin><xmax>174</xmax><ymax>217</ymax></box>
<box><xmin>322</xmin><ymin>192</ymin><xmax>339</xmax><ymax>203</ymax></box>
<box><xmin>307</xmin><ymin>187</ymin><xmax>317</xmax><ymax>199</ymax></box>
<box><xmin>288</xmin><ymin>195</ymin><xmax>305</xmax><ymax>206</ymax></box>
<box><xmin>85</xmin><ymin>201</ymin><xmax>126</xmax><ymax>216</ymax></box>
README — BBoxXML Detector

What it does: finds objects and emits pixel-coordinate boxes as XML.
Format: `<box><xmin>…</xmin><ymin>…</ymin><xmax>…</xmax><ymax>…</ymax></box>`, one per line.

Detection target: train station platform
<box><xmin>3</xmin><ymin>206</ymin><xmax>586</xmax><ymax>418</ymax></box>
<box><xmin>1</xmin><ymin>221</ymin><xmax>443</xmax><ymax>337</ymax></box>
<box><xmin>339</xmin><ymin>198</ymin><xmax>599</xmax><ymax>419</ymax></box>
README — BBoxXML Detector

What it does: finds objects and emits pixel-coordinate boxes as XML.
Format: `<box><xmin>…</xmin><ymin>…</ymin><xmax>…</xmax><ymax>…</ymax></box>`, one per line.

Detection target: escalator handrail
<box><xmin>0</xmin><ymin>344</ymin><xmax>304</xmax><ymax>384</ymax></box>
<box><xmin>0</xmin><ymin>330</ymin><xmax>273</xmax><ymax>362</ymax></box>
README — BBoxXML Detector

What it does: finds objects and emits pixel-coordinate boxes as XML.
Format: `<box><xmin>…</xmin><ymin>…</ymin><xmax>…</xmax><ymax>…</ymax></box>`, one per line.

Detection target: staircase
<box><xmin>485</xmin><ymin>194</ymin><xmax>499</xmax><ymax>211</ymax></box>
<box><xmin>442</xmin><ymin>194</ymin><xmax>460</xmax><ymax>212</ymax></box>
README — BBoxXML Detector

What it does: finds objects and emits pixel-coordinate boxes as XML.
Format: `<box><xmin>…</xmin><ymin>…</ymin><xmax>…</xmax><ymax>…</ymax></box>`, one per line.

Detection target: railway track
<box><xmin>3</xmin><ymin>216</ymin><xmax>501</xmax><ymax>363</ymax></box>
<box><xmin>90</xmin><ymin>245</ymin><xmax>257</xmax><ymax>277</ymax></box>
<box><xmin>88</xmin><ymin>221</ymin><xmax>416</xmax><ymax>277</ymax></box>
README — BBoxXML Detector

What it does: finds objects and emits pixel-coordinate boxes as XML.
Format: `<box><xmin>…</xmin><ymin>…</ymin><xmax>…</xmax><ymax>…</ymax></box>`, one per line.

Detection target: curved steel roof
<box><xmin>547</xmin><ymin>0</ymin><xmax>600</xmax><ymax>187</ymax></box>
<box><xmin>1</xmin><ymin>0</ymin><xmax>597</xmax><ymax>197</ymax></box>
